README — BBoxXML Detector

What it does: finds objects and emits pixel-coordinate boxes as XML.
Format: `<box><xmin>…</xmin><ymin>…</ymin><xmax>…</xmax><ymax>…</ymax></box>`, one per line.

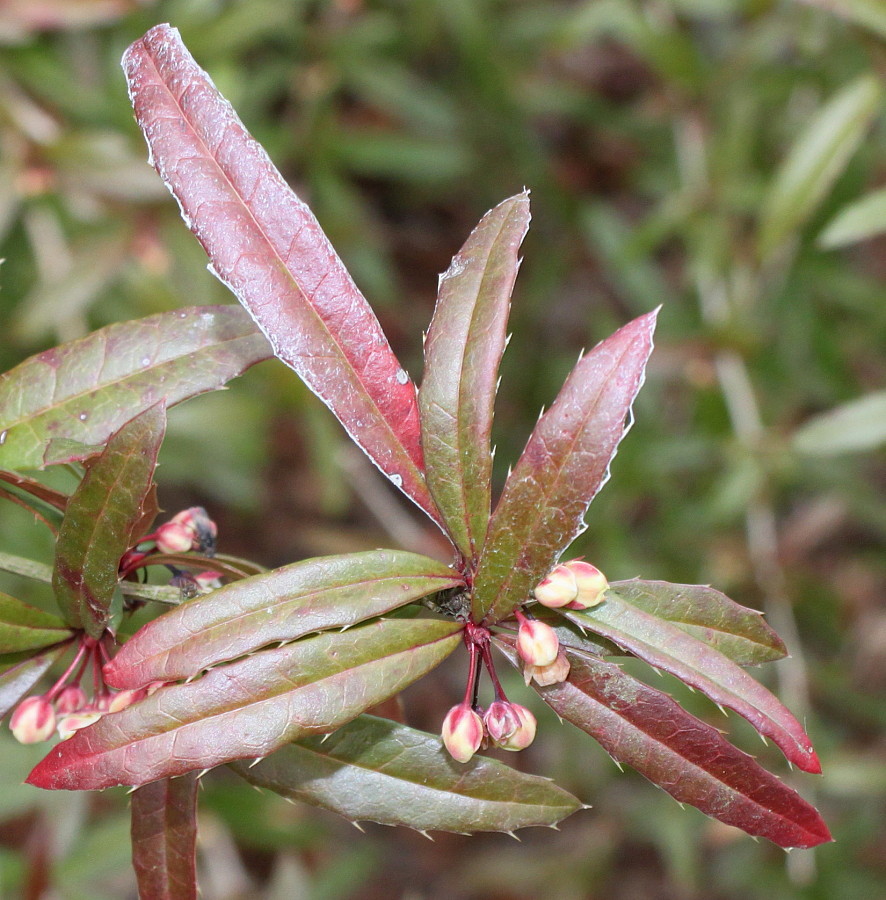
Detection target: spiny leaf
<box><xmin>232</xmin><ymin>714</ymin><xmax>581</xmax><ymax>833</ymax></box>
<box><xmin>27</xmin><ymin>618</ymin><xmax>461</xmax><ymax>790</ymax></box>
<box><xmin>472</xmin><ymin>310</ymin><xmax>658</xmax><ymax>624</ymax></box>
<box><xmin>131</xmin><ymin>774</ymin><xmax>198</xmax><ymax>900</ymax></box>
<box><xmin>565</xmin><ymin>593</ymin><xmax>820</xmax><ymax>773</ymax></box>
<box><xmin>53</xmin><ymin>404</ymin><xmax>166</xmax><ymax>638</ymax></box>
<box><xmin>607</xmin><ymin>580</ymin><xmax>786</xmax><ymax>665</ymax></box>
<box><xmin>123</xmin><ymin>24</ymin><xmax>441</xmax><ymax>525</ymax></box>
<box><xmin>105</xmin><ymin>550</ymin><xmax>463</xmax><ymax>689</ymax></box>
<box><xmin>496</xmin><ymin>637</ymin><xmax>831</xmax><ymax>849</ymax></box>
<box><xmin>419</xmin><ymin>192</ymin><xmax>530</xmax><ymax>560</ymax></box>
<box><xmin>0</xmin><ymin>642</ymin><xmax>71</xmax><ymax>720</ymax></box>
<box><xmin>0</xmin><ymin>306</ymin><xmax>270</xmax><ymax>472</ymax></box>
<box><xmin>0</xmin><ymin>593</ymin><xmax>72</xmax><ymax>654</ymax></box>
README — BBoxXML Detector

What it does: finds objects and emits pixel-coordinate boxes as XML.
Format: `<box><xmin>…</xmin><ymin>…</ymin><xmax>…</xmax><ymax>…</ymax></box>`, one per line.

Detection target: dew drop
<box><xmin>78</xmin><ymin>412</ymin><xmax>88</xmax><ymax>422</ymax></box>
<box><xmin>141</xmin><ymin>357</ymin><xmax>151</xmax><ymax>367</ymax></box>
<box><xmin>389</xmin><ymin>473</ymin><xmax>403</xmax><ymax>488</ymax></box>
<box><xmin>0</xmin><ymin>430</ymin><xmax>7</xmax><ymax>445</ymax></box>
<box><xmin>395</xmin><ymin>368</ymin><xmax>408</xmax><ymax>385</ymax></box>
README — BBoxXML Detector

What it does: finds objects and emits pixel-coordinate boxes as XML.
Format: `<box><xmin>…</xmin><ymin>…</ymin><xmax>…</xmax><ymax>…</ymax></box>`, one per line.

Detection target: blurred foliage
<box><xmin>0</xmin><ymin>0</ymin><xmax>884</xmax><ymax>897</ymax></box>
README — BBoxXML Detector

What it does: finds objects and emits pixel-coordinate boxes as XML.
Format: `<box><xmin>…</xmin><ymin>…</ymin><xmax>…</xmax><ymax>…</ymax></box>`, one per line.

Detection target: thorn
<box><xmin>787</xmin><ymin>760</ymin><xmax>794</xmax><ymax>771</ymax></box>
<box><xmin>248</xmin><ymin>757</ymin><xmax>264</xmax><ymax>768</ymax></box>
<box><xmin>417</xmin><ymin>830</ymin><xmax>435</xmax><ymax>842</ymax></box>
<box><xmin>339</xmin><ymin>624</ymin><xmax>352</xmax><ymax>633</ymax></box>
<box><xmin>282</xmin><ymin>797</ymin><xmax>297</xmax><ymax>805</ymax></box>
<box><xmin>197</xmin><ymin>768</ymin><xmax>211</xmax><ymax>780</ymax></box>
<box><xmin>612</xmin><ymin>759</ymin><xmax>624</xmax><ymax>773</ymax></box>
<box><xmin>580</xmin><ymin>803</ymin><xmax>593</xmax><ymax>811</ymax></box>
<box><xmin>277</xmin><ymin>641</ymin><xmax>287</xmax><ymax>648</ymax></box>
<box><xmin>126</xmin><ymin>785</ymin><xmax>139</xmax><ymax>795</ymax></box>
<box><xmin>505</xmin><ymin>831</ymin><xmax>521</xmax><ymax>842</ymax></box>
<box><xmin>351</xmin><ymin>820</ymin><xmax>365</xmax><ymax>833</ymax></box>
<box><xmin>759</xmin><ymin>733</ymin><xmax>769</xmax><ymax>745</ymax></box>
<box><xmin>547</xmin><ymin>823</ymin><xmax>560</xmax><ymax>831</ymax></box>
<box><xmin>250</xmin><ymin>785</ymin><xmax>264</xmax><ymax>794</ymax></box>
<box><xmin>650</xmin><ymin>666</ymin><xmax>664</xmax><ymax>678</ymax></box>
<box><xmin>716</xmin><ymin>703</ymin><xmax>728</xmax><ymax>717</ymax></box>
<box><xmin>320</xmin><ymin>732</ymin><xmax>333</xmax><ymax>743</ymax></box>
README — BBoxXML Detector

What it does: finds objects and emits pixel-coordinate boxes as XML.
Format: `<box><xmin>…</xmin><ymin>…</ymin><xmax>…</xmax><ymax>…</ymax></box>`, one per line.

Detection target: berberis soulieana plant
<box><xmin>0</xmin><ymin>24</ymin><xmax>829</xmax><ymax>896</ymax></box>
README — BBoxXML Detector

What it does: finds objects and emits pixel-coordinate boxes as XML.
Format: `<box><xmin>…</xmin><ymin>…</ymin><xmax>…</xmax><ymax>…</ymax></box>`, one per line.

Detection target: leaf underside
<box><xmin>495</xmin><ymin>637</ymin><xmax>831</xmax><ymax>849</ymax></box>
<box><xmin>233</xmin><ymin>714</ymin><xmax>581</xmax><ymax>833</ymax></box>
<box><xmin>0</xmin><ymin>642</ymin><xmax>70</xmax><ymax>720</ymax></box>
<box><xmin>0</xmin><ymin>305</ymin><xmax>270</xmax><ymax>472</ymax></box>
<box><xmin>472</xmin><ymin>309</ymin><xmax>658</xmax><ymax>624</ymax></box>
<box><xmin>52</xmin><ymin>404</ymin><xmax>166</xmax><ymax>638</ymax></box>
<box><xmin>123</xmin><ymin>24</ymin><xmax>441</xmax><ymax>524</ymax></box>
<box><xmin>131</xmin><ymin>773</ymin><xmax>198</xmax><ymax>900</ymax></box>
<box><xmin>28</xmin><ymin>618</ymin><xmax>461</xmax><ymax>790</ymax></box>
<box><xmin>105</xmin><ymin>549</ymin><xmax>464</xmax><ymax>689</ymax></box>
<box><xmin>566</xmin><ymin>592</ymin><xmax>820</xmax><ymax>773</ymax></box>
<box><xmin>419</xmin><ymin>192</ymin><xmax>530</xmax><ymax>561</ymax></box>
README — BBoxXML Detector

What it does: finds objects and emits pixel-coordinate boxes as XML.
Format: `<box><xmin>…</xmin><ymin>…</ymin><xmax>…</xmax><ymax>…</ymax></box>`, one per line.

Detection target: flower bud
<box><xmin>534</xmin><ymin>564</ymin><xmax>579</xmax><ymax>608</ymax></box>
<box><xmin>54</xmin><ymin>684</ymin><xmax>88</xmax><ymax>715</ymax></box>
<box><xmin>171</xmin><ymin>507</ymin><xmax>218</xmax><ymax>555</ymax></box>
<box><xmin>195</xmin><ymin>570</ymin><xmax>223</xmax><ymax>591</ymax></box>
<box><xmin>108</xmin><ymin>688</ymin><xmax>147</xmax><ymax>714</ymax></box>
<box><xmin>442</xmin><ymin>704</ymin><xmax>484</xmax><ymax>763</ymax></box>
<box><xmin>517</xmin><ymin>618</ymin><xmax>559</xmax><ymax>667</ymax></box>
<box><xmin>10</xmin><ymin>696</ymin><xmax>56</xmax><ymax>744</ymax></box>
<box><xmin>564</xmin><ymin>560</ymin><xmax>609</xmax><ymax>609</ymax></box>
<box><xmin>483</xmin><ymin>700</ymin><xmax>521</xmax><ymax>744</ymax></box>
<box><xmin>57</xmin><ymin>711</ymin><xmax>102</xmax><ymax>740</ymax></box>
<box><xmin>497</xmin><ymin>704</ymin><xmax>537</xmax><ymax>751</ymax></box>
<box><xmin>154</xmin><ymin>520</ymin><xmax>195</xmax><ymax>554</ymax></box>
<box><xmin>523</xmin><ymin>650</ymin><xmax>571</xmax><ymax>687</ymax></box>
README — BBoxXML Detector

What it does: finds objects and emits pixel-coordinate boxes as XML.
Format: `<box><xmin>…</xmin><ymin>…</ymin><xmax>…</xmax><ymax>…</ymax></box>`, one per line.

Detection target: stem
<box><xmin>462</xmin><ymin>637</ymin><xmax>480</xmax><ymax>708</ymax></box>
<box><xmin>46</xmin><ymin>642</ymin><xmax>85</xmax><ymax>700</ymax></box>
<box><xmin>479</xmin><ymin>642</ymin><xmax>508</xmax><ymax>702</ymax></box>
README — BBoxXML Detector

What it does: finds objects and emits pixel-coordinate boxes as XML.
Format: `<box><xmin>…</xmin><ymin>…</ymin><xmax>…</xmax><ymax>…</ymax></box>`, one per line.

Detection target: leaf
<box><xmin>105</xmin><ymin>550</ymin><xmax>464</xmax><ymax>689</ymax></box>
<box><xmin>471</xmin><ymin>309</ymin><xmax>658</xmax><ymax>624</ymax></box>
<box><xmin>53</xmin><ymin>404</ymin><xmax>166</xmax><ymax>637</ymax></box>
<box><xmin>495</xmin><ymin>638</ymin><xmax>832</xmax><ymax>849</ymax></box>
<box><xmin>607</xmin><ymin>580</ymin><xmax>786</xmax><ymax>665</ymax></box>
<box><xmin>819</xmin><ymin>185</ymin><xmax>886</xmax><ymax>248</ymax></box>
<box><xmin>419</xmin><ymin>193</ymin><xmax>530</xmax><ymax>560</ymax></box>
<box><xmin>792</xmin><ymin>391</ymin><xmax>886</xmax><ymax>455</ymax></box>
<box><xmin>232</xmin><ymin>714</ymin><xmax>581</xmax><ymax>833</ymax></box>
<box><xmin>131</xmin><ymin>774</ymin><xmax>198</xmax><ymax>900</ymax></box>
<box><xmin>564</xmin><ymin>593</ymin><xmax>820</xmax><ymax>772</ymax></box>
<box><xmin>0</xmin><ymin>470</ymin><xmax>67</xmax><ymax>511</ymax></box>
<box><xmin>27</xmin><ymin>618</ymin><xmax>461</xmax><ymax>790</ymax></box>
<box><xmin>0</xmin><ymin>642</ymin><xmax>70</xmax><ymax>719</ymax></box>
<box><xmin>123</xmin><ymin>25</ymin><xmax>441</xmax><ymax>525</ymax></box>
<box><xmin>758</xmin><ymin>75</ymin><xmax>882</xmax><ymax>257</ymax></box>
<box><xmin>0</xmin><ymin>593</ymin><xmax>72</xmax><ymax>654</ymax></box>
<box><xmin>793</xmin><ymin>0</ymin><xmax>886</xmax><ymax>40</ymax></box>
<box><xmin>0</xmin><ymin>305</ymin><xmax>271</xmax><ymax>472</ymax></box>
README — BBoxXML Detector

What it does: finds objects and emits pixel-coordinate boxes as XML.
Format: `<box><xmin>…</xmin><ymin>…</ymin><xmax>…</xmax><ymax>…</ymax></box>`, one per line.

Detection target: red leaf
<box><xmin>131</xmin><ymin>774</ymin><xmax>198</xmax><ymax>900</ymax></box>
<box><xmin>420</xmin><ymin>193</ymin><xmax>530</xmax><ymax>560</ymax></box>
<box><xmin>122</xmin><ymin>25</ymin><xmax>441</xmax><ymax>524</ymax></box>
<box><xmin>472</xmin><ymin>310</ymin><xmax>658</xmax><ymax>624</ymax></box>
<box><xmin>495</xmin><ymin>637</ymin><xmax>831</xmax><ymax>849</ymax></box>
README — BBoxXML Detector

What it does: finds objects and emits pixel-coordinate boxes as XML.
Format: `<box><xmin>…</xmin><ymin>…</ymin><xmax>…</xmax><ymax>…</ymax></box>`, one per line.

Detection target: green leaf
<box><xmin>53</xmin><ymin>404</ymin><xmax>166</xmax><ymax>637</ymax></box>
<box><xmin>819</xmin><ymin>186</ymin><xmax>886</xmax><ymax>248</ymax></box>
<box><xmin>607</xmin><ymin>580</ymin><xmax>786</xmax><ymax>665</ymax></box>
<box><xmin>419</xmin><ymin>192</ymin><xmax>530</xmax><ymax>560</ymax></box>
<box><xmin>105</xmin><ymin>550</ymin><xmax>464</xmax><ymax>689</ymax></box>
<box><xmin>131</xmin><ymin>774</ymin><xmax>198</xmax><ymax>900</ymax></box>
<box><xmin>0</xmin><ymin>593</ymin><xmax>72</xmax><ymax>654</ymax></box>
<box><xmin>0</xmin><ymin>642</ymin><xmax>70</xmax><ymax>719</ymax></box>
<box><xmin>232</xmin><ymin>714</ymin><xmax>581</xmax><ymax>833</ymax></box>
<box><xmin>28</xmin><ymin>618</ymin><xmax>462</xmax><ymax>790</ymax></box>
<box><xmin>792</xmin><ymin>391</ymin><xmax>886</xmax><ymax>455</ymax></box>
<box><xmin>758</xmin><ymin>75</ymin><xmax>882</xmax><ymax>257</ymax></box>
<box><xmin>472</xmin><ymin>310</ymin><xmax>657</xmax><ymax>625</ymax></box>
<box><xmin>565</xmin><ymin>593</ymin><xmax>820</xmax><ymax>772</ymax></box>
<box><xmin>794</xmin><ymin>0</ymin><xmax>886</xmax><ymax>40</ymax></box>
<box><xmin>0</xmin><ymin>305</ymin><xmax>270</xmax><ymax>472</ymax></box>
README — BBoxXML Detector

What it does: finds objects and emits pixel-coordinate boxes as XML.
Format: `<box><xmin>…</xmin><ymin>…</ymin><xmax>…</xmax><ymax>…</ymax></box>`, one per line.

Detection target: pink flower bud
<box><xmin>10</xmin><ymin>696</ymin><xmax>56</xmax><ymax>744</ymax></box>
<box><xmin>54</xmin><ymin>684</ymin><xmax>88</xmax><ymax>714</ymax></box>
<box><xmin>483</xmin><ymin>700</ymin><xmax>521</xmax><ymax>744</ymax></box>
<box><xmin>517</xmin><ymin>618</ymin><xmax>559</xmax><ymax>667</ymax></box>
<box><xmin>442</xmin><ymin>704</ymin><xmax>484</xmax><ymax>763</ymax></box>
<box><xmin>534</xmin><ymin>564</ymin><xmax>579</xmax><ymax>608</ymax></box>
<box><xmin>57</xmin><ymin>711</ymin><xmax>102</xmax><ymax>740</ymax></box>
<box><xmin>564</xmin><ymin>560</ymin><xmax>609</xmax><ymax>609</ymax></box>
<box><xmin>171</xmin><ymin>507</ymin><xmax>218</xmax><ymax>554</ymax></box>
<box><xmin>154</xmin><ymin>520</ymin><xmax>195</xmax><ymax>554</ymax></box>
<box><xmin>108</xmin><ymin>688</ymin><xmax>147</xmax><ymax>714</ymax></box>
<box><xmin>195</xmin><ymin>570</ymin><xmax>223</xmax><ymax>590</ymax></box>
<box><xmin>497</xmin><ymin>704</ymin><xmax>537</xmax><ymax>751</ymax></box>
<box><xmin>523</xmin><ymin>650</ymin><xmax>571</xmax><ymax>687</ymax></box>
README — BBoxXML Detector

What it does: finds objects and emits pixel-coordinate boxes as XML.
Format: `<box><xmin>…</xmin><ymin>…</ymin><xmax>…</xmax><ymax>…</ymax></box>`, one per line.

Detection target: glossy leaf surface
<box><xmin>105</xmin><ymin>550</ymin><xmax>463</xmax><ymax>689</ymax></box>
<box><xmin>53</xmin><ymin>404</ymin><xmax>166</xmax><ymax>638</ymax></box>
<box><xmin>233</xmin><ymin>714</ymin><xmax>580</xmax><ymax>832</ymax></box>
<box><xmin>419</xmin><ymin>193</ymin><xmax>530</xmax><ymax>560</ymax></box>
<box><xmin>566</xmin><ymin>593</ymin><xmax>820</xmax><ymax>772</ymax></box>
<box><xmin>0</xmin><ymin>593</ymin><xmax>72</xmax><ymax>654</ymax></box>
<box><xmin>608</xmin><ymin>580</ymin><xmax>786</xmax><ymax>665</ymax></box>
<box><xmin>0</xmin><ymin>306</ymin><xmax>270</xmax><ymax>472</ymax></box>
<box><xmin>472</xmin><ymin>310</ymin><xmax>657</xmax><ymax>624</ymax></box>
<box><xmin>123</xmin><ymin>25</ymin><xmax>440</xmax><ymax>524</ymax></box>
<box><xmin>0</xmin><ymin>642</ymin><xmax>70</xmax><ymax>719</ymax></box>
<box><xmin>28</xmin><ymin>618</ymin><xmax>461</xmax><ymax>790</ymax></box>
<box><xmin>131</xmin><ymin>774</ymin><xmax>198</xmax><ymax>900</ymax></box>
<box><xmin>496</xmin><ymin>638</ymin><xmax>831</xmax><ymax>849</ymax></box>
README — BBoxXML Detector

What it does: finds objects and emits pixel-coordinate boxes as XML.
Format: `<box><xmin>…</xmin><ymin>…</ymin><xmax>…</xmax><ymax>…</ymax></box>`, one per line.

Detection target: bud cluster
<box><xmin>442</xmin><ymin>700</ymin><xmax>538</xmax><ymax>763</ymax></box>
<box><xmin>533</xmin><ymin>560</ymin><xmax>609</xmax><ymax>610</ymax></box>
<box><xmin>154</xmin><ymin>506</ymin><xmax>218</xmax><ymax>556</ymax></box>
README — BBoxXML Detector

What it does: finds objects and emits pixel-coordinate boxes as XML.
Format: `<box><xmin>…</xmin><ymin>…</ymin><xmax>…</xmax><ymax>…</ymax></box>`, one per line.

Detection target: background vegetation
<box><xmin>0</xmin><ymin>0</ymin><xmax>884</xmax><ymax>897</ymax></box>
